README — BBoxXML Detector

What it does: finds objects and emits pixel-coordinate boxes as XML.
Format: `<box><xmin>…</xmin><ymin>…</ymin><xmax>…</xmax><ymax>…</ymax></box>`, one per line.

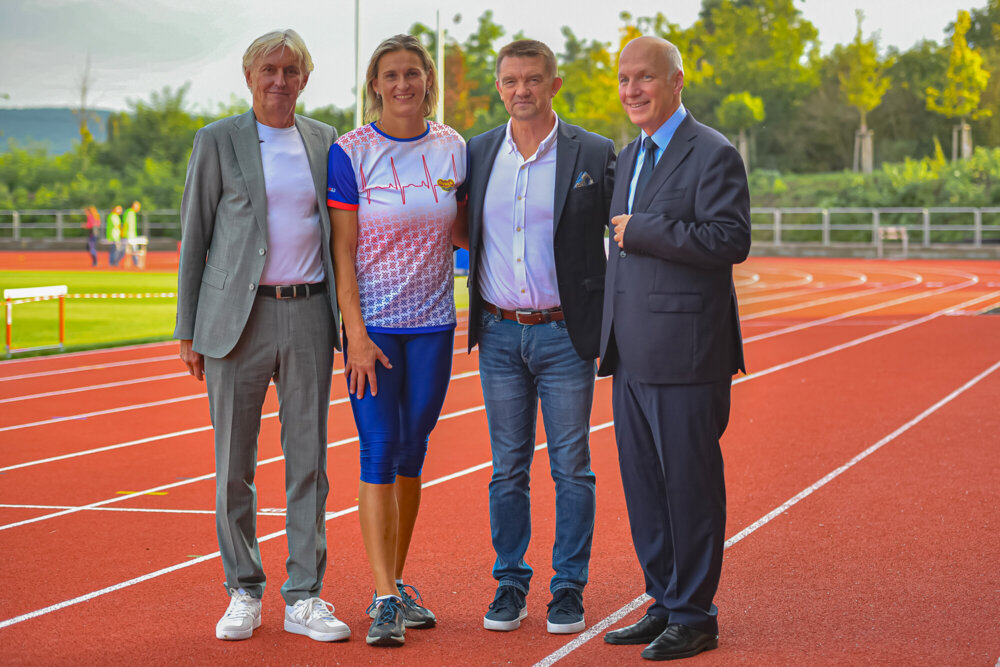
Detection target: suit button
<box><xmin>619</xmin><ymin>250</ymin><xmax>627</xmax><ymax>258</ymax></box>
<box><xmin>259</xmin><ymin>248</ymin><xmax>266</xmax><ymax>256</ymax></box>
<box><xmin>249</xmin><ymin>283</ymin><xmax>255</xmax><ymax>291</ymax></box>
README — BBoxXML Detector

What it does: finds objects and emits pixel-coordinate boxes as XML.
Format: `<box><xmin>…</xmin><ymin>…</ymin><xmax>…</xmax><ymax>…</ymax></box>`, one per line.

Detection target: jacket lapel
<box><xmin>296</xmin><ymin>116</ymin><xmax>328</xmax><ymax>214</ymax></box>
<box><xmin>634</xmin><ymin>114</ymin><xmax>697</xmax><ymax>212</ymax></box>
<box><xmin>613</xmin><ymin>139</ymin><xmax>639</xmax><ymax>217</ymax></box>
<box><xmin>231</xmin><ymin>109</ymin><xmax>268</xmax><ymax>240</ymax></box>
<box><xmin>470</xmin><ymin>127</ymin><xmax>506</xmax><ymax>246</ymax></box>
<box><xmin>552</xmin><ymin>122</ymin><xmax>579</xmax><ymax>234</ymax></box>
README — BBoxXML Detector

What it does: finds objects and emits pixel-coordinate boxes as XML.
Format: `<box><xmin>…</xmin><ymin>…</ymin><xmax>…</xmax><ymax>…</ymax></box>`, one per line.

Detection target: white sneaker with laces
<box><xmin>216</xmin><ymin>588</ymin><xmax>262</xmax><ymax>640</ymax></box>
<box><xmin>284</xmin><ymin>597</ymin><xmax>351</xmax><ymax>641</ymax></box>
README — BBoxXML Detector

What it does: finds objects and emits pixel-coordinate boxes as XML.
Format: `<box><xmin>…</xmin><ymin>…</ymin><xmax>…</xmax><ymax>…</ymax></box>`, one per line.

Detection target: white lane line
<box><xmin>0</xmin><ymin>352</ymin><xmax>481</xmax><ymax>432</ymax></box>
<box><xmin>0</xmin><ymin>335</ymin><xmax>477</xmax><ymax>400</ymax></box>
<box><xmin>0</xmin><ymin>373</ymin><xmax>189</xmax><ymax>404</ymax></box>
<box><xmin>0</xmin><ymin>504</ymin><xmax>217</xmax><ymax>516</ymax></box>
<box><xmin>0</xmin><ymin>372</ymin><xmax>485</xmax><ymax>473</ymax></box>
<box><xmin>744</xmin><ymin>275</ymin><xmax>981</xmax><ymax>343</ymax></box>
<box><xmin>534</xmin><ymin>358</ymin><xmax>1000</xmax><ymax>667</ymax></box>
<box><xmin>6</xmin><ymin>283</ymin><xmax>996</xmax><ymax>473</ymax></box>
<box><xmin>738</xmin><ymin>270</ymin><xmax>869</xmax><ymax>305</ymax></box>
<box><xmin>742</xmin><ymin>269</ymin><xmax>926</xmax><ymax>320</ymax></box>
<box><xmin>0</xmin><ymin>273</ymin><xmax>973</xmax><ymax>432</ymax></box>
<box><xmin>737</xmin><ymin>290</ymin><xmax>1000</xmax><ymax>384</ymax></box>
<box><xmin>745</xmin><ymin>268</ymin><xmax>814</xmax><ymax>290</ymax></box>
<box><xmin>0</xmin><ymin>420</ymin><xmax>612</xmax><ymax>630</ymax></box>
<box><xmin>0</xmin><ymin>341</ymin><xmax>174</xmax><ymax>368</ymax></box>
<box><xmin>0</xmin><ymin>355</ymin><xmax>179</xmax><ymax>382</ymax></box>
<box><xmin>0</xmin><ymin>394</ymin><xmax>204</xmax><ymax>433</ymax></box>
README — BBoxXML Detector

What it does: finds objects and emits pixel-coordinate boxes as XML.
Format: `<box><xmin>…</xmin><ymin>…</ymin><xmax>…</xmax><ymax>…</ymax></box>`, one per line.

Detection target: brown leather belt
<box><xmin>257</xmin><ymin>282</ymin><xmax>326</xmax><ymax>299</ymax></box>
<box><xmin>483</xmin><ymin>300</ymin><xmax>564</xmax><ymax>325</ymax></box>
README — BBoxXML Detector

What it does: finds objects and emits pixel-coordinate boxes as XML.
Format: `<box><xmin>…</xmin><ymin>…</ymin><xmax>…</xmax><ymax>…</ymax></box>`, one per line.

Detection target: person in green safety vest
<box><xmin>123</xmin><ymin>200</ymin><xmax>141</xmax><ymax>267</ymax></box>
<box><xmin>106</xmin><ymin>205</ymin><xmax>123</xmax><ymax>267</ymax></box>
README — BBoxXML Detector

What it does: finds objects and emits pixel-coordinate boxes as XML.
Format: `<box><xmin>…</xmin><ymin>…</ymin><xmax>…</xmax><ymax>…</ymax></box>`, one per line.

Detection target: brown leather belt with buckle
<box><xmin>483</xmin><ymin>300</ymin><xmax>564</xmax><ymax>325</ymax></box>
<box><xmin>257</xmin><ymin>282</ymin><xmax>326</xmax><ymax>299</ymax></box>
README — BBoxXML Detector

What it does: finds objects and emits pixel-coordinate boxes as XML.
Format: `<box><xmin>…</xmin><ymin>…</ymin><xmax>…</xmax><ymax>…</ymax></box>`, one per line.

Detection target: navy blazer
<box><xmin>464</xmin><ymin>120</ymin><xmax>615</xmax><ymax>360</ymax></box>
<box><xmin>597</xmin><ymin>113</ymin><xmax>751</xmax><ymax>383</ymax></box>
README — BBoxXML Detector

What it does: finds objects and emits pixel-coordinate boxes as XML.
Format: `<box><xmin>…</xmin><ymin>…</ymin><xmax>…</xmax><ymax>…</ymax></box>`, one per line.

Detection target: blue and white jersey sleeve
<box><xmin>327</xmin><ymin>143</ymin><xmax>359</xmax><ymax>210</ymax></box>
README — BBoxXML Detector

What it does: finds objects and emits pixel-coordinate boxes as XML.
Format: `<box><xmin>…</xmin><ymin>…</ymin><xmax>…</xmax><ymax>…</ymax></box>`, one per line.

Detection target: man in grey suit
<box><xmin>174</xmin><ymin>29</ymin><xmax>349</xmax><ymax>643</ymax></box>
<box><xmin>599</xmin><ymin>36</ymin><xmax>751</xmax><ymax>660</ymax></box>
<box><xmin>458</xmin><ymin>39</ymin><xmax>615</xmax><ymax>635</ymax></box>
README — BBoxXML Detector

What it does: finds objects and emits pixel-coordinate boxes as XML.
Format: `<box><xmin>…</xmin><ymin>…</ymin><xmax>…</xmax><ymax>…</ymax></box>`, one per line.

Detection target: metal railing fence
<box><xmin>2</xmin><ymin>207</ymin><xmax>999</xmax><ymax>248</ymax></box>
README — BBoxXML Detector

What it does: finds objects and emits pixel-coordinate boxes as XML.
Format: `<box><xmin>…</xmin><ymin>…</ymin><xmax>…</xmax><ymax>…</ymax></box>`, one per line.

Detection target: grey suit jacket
<box><xmin>463</xmin><ymin>120</ymin><xmax>615</xmax><ymax>360</ymax></box>
<box><xmin>597</xmin><ymin>113</ymin><xmax>751</xmax><ymax>383</ymax></box>
<box><xmin>173</xmin><ymin>109</ymin><xmax>340</xmax><ymax>358</ymax></box>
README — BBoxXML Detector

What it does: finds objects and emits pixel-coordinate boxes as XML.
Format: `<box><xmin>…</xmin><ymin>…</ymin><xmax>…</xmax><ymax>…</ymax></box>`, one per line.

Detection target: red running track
<box><xmin>1</xmin><ymin>256</ymin><xmax>999</xmax><ymax>665</ymax></box>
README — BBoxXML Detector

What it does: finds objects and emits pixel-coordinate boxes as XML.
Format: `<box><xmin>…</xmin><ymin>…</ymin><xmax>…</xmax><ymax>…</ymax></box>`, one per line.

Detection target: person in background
<box><xmin>326</xmin><ymin>33</ymin><xmax>466</xmax><ymax>647</ymax></box>
<box><xmin>123</xmin><ymin>200</ymin><xmax>141</xmax><ymax>267</ymax></box>
<box><xmin>82</xmin><ymin>205</ymin><xmax>100</xmax><ymax>267</ymax></box>
<box><xmin>175</xmin><ymin>28</ymin><xmax>348</xmax><ymax>644</ymax></box>
<box><xmin>106</xmin><ymin>205</ymin><xmax>122</xmax><ymax>267</ymax></box>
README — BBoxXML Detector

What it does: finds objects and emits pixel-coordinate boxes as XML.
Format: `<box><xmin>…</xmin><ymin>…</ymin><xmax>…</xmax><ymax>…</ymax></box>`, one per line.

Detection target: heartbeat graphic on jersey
<box><xmin>359</xmin><ymin>153</ymin><xmax>460</xmax><ymax>205</ymax></box>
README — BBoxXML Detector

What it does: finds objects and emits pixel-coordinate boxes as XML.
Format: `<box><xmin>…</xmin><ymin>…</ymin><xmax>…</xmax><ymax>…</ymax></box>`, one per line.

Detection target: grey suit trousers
<box><xmin>205</xmin><ymin>291</ymin><xmax>335</xmax><ymax>604</ymax></box>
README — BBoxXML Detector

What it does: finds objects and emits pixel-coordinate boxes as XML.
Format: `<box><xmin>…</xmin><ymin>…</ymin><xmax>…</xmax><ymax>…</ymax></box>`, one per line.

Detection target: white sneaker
<box><xmin>216</xmin><ymin>588</ymin><xmax>262</xmax><ymax>640</ymax></box>
<box><xmin>284</xmin><ymin>597</ymin><xmax>351</xmax><ymax>642</ymax></box>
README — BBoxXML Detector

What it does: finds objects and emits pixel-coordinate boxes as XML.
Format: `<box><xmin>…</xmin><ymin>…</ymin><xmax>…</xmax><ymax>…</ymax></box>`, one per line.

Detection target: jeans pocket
<box><xmin>549</xmin><ymin>319</ymin><xmax>568</xmax><ymax>331</ymax></box>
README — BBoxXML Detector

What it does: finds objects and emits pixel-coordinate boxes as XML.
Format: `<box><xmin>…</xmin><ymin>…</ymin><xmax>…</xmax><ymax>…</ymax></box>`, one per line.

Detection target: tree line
<box><xmin>2</xmin><ymin>0</ymin><xmax>998</xmax><ymax>212</ymax></box>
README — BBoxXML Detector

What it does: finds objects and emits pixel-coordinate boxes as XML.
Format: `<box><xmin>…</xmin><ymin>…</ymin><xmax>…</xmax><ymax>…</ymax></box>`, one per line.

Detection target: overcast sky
<box><xmin>0</xmin><ymin>0</ymin><xmax>983</xmax><ymax>112</ymax></box>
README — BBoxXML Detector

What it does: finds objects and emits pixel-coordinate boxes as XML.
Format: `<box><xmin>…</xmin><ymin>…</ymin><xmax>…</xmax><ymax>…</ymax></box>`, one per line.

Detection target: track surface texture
<box><xmin>1</xmin><ymin>256</ymin><xmax>999</xmax><ymax>666</ymax></box>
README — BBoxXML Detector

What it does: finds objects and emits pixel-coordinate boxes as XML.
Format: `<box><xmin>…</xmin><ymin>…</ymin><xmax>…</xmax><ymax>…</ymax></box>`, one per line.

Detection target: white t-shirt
<box><xmin>257</xmin><ymin>121</ymin><xmax>325</xmax><ymax>286</ymax></box>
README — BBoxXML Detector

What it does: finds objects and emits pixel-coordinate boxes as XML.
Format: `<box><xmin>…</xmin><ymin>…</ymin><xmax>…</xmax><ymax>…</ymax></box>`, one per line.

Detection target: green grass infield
<box><xmin>1</xmin><ymin>271</ymin><xmax>470</xmax><ymax>359</ymax></box>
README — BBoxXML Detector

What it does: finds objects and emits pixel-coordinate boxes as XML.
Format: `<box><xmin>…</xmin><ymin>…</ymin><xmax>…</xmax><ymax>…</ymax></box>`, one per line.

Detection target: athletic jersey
<box><xmin>327</xmin><ymin>122</ymin><xmax>466</xmax><ymax>332</ymax></box>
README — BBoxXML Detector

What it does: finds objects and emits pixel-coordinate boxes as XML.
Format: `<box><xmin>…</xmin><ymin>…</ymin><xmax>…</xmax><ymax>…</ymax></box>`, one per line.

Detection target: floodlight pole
<box><xmin>436</xmin><ymin>10</ymin><xmax>444</xmax><ymax>124</ymax></box>
<box><xmin>354</xmin><ymin>0</ymin><xmax>363</xmax><ymax>129</ymax></box>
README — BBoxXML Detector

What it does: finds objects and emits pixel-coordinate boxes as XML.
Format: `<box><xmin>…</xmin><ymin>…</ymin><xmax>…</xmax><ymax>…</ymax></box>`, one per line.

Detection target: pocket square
<box><xmin>573</xmin><ymin>171</ymin><xmax>594</xmax><ymax>188</ymax></box>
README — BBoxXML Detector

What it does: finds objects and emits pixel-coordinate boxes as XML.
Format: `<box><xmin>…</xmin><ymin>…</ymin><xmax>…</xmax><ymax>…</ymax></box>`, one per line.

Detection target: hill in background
<box><xmin>0</xmin><ymin>108</ymin><xmax>112</xmax><ymax>155</ymax></box>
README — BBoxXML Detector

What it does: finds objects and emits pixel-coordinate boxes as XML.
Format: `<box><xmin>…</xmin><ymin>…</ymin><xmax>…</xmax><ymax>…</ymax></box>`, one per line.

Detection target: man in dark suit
<box><xmin>458</xmin><ymin>39</ymin><xmax>615</xmax><ymax>635</ymax></box>
<box><xmin>599</xmin><ymin>36</ymin><xmax>751</xmax><ymax>660</ymax></box>
<box><xmin>175</xmin><ymin>30</ymin><xmax>349</xmax><ymax>643</ymax></box>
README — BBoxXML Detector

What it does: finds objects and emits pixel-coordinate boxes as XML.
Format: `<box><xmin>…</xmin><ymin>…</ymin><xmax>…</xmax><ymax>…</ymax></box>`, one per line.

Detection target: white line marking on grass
<box><xmin>534</xmin><ymin>358</ymin><xmax>1000</xmax><ymax>667</ymax></box>
<box><xmin>0</xmin><ymin>421</ymin><xmax>612</xmax><ymax>630</ymax></box>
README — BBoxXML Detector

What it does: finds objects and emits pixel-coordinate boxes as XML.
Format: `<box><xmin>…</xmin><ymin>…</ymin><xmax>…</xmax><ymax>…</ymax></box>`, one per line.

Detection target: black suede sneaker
<box><xmin>546</xmin><ymin>588</ymin><xmax>585</xmax><ymax>634</ymax></box>
<box><xmin>483</xmin><ymin>586</ymin><xmax>527</xmax><ymax>631</ymax></box>
<box><xmin>365</xmin><ymin>596</ymin><xmax>405</xmax><ymax>646</ymax></box>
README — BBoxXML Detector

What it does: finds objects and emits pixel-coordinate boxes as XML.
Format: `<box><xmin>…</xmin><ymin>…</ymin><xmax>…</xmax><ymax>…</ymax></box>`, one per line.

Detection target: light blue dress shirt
<box><xmin>627</xmin><ymin>104</ymin><xmax>688</xmax><ymax>214</ymax></box>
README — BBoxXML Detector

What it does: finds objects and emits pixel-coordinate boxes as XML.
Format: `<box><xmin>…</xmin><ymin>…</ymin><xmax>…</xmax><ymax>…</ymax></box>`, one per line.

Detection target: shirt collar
<box><xmin>503</xmin><ymin>111</ymin><xmax>560</xmax><ymax>158</ymax></box>
<box><xmin>641</xmin><ymin>104</ymin><xmax>687</xmax><ymax>151</ymax></box>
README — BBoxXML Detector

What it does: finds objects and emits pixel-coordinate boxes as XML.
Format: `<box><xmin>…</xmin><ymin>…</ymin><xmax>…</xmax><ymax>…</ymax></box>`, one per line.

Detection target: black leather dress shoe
<box><xmin>641</xmin><ymin>624</ymin><xmax>718</xmax><ymax>661</ymax></box>
<box><xmin>604</xmin><ymin>614</ymin><xmax>670</xmax><ymax>645</ymax></box>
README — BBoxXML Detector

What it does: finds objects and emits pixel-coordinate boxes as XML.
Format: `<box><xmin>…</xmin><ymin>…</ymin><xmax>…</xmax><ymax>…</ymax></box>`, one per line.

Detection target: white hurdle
<box><xmin>4</xmin><ymin>285</ymin><xmax>68</xmax><ymax>357</ymax></box>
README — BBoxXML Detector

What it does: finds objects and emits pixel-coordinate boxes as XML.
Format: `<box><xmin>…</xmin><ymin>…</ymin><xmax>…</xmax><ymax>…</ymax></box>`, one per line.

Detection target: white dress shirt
<box><xmin>478</xmin><ymin>114</ymin><xmax>560</xmax><ymax>311</ymax></box>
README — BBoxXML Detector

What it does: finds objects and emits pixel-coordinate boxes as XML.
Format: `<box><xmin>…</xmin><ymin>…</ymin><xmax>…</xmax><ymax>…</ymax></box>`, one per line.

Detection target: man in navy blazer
<box><xmin>599</xmin><ymin>36</ymin><xmax>751</xmax><ymax>661</ymax></box>
<box><xmin>458</xmin><ymin>39</ymin><xmax>615</xmax><ymax>635</ymax></box>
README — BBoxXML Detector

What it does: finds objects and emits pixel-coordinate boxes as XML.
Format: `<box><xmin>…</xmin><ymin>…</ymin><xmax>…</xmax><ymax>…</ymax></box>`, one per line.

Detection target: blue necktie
<box><xmin>633</xmin><ymin>136</ymin><xmax>658</xmax><ymax>206</ymax></box>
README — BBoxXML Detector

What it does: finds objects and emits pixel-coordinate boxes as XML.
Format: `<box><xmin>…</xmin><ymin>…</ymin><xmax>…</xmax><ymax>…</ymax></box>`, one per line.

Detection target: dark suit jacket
<box><xmin>464</xmin><ymin>120</ymin><xmax>615</xmax><ymax>360</ymax></box>
<box><xmin>174</xmin><ymin>110</ymin><xmax>340</xmax><ymax>358</ymax></box>
<box><xmin>597</xmin><ymin>113</ymin><xmax>751</xmax><ymax>383</ymax></box>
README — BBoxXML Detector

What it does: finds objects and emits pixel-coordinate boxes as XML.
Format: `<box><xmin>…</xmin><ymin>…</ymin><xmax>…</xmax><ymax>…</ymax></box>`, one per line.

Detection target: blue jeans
<box><xmin>477</xmin><ymin>308</ymin><xmax>596</xmax><ymax>595</ymax></box>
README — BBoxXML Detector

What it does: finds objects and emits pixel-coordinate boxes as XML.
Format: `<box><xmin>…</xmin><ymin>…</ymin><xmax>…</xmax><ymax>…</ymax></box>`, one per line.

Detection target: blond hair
<box><xmin>242</xmin><ymin>29</ymin><xmax>314</xmax><ymax>76</ymax></box>
<box><xmin>364</xmin><ymin>34</ymin><xmax>438</xmax><ymax>123</ymax></box>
